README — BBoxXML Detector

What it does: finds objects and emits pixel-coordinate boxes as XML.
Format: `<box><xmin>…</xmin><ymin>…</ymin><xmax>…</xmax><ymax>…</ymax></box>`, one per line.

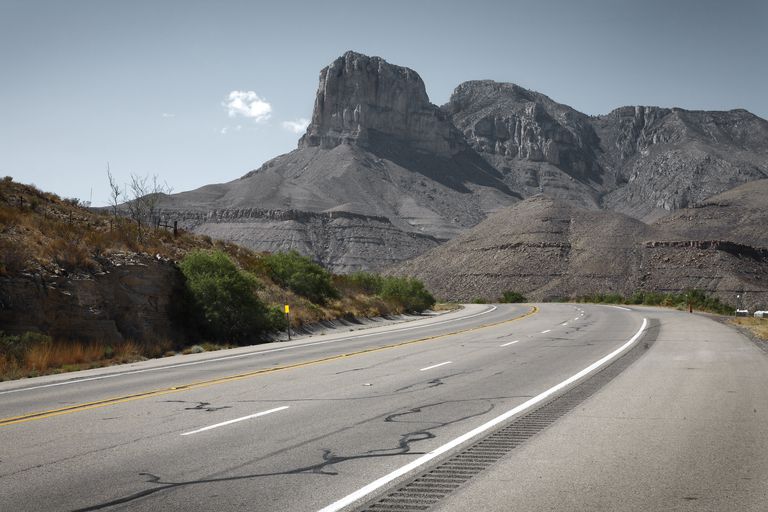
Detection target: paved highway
<box><xmin>0</xmin><ymin>303</ymin><xmax>762</xmax><ymax>511</ymax></box>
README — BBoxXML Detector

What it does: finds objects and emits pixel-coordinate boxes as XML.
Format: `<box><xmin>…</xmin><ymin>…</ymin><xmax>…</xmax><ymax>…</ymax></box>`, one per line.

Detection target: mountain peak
<box><xmin>299</xmin><ymin>51</ymin><xmax>465</xmax><ymax>156</ymax></box>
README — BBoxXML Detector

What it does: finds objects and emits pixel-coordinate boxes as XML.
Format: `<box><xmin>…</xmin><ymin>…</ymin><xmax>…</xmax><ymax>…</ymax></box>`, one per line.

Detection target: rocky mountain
<box><xmin>392</xmin><ymin>195</ymin><xmax>768</xmax><ymax>310</ymax></box>
<box><xmin>156</xmin><ymin>51</ymin><xmax>768</xmax><ymax>272</ymax></box>
<box><xmin>447</xmin><ymin>81</ymin><xmax>768</xmax><ymax>220</ymax></box>
<box><xmin>158</xmin><ymin>52</ymin><xmax>519</xmax><ymax>272</ymax></box>
<box><xmin>595</xmin><ymin>106</ymin><xmax>768</xmax><ymax>219</ymax></box>
<box><xmin>445</xmin><ymin>80</ymin><xmax>606</xmax><ymax>209</ymax></box>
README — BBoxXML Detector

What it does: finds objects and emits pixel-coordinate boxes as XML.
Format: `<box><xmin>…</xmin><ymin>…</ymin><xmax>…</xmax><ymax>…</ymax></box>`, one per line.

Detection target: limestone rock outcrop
<box><xmin>0</xmin><ymin>254</ymin><xmax>185</xmax><ymax>344</ymax></box>
<box><xmin>299</xmin><ymin>51</ymin><xmax>467</xmax><ymax>157</ymax></box>
<box><xmin>595</xmin><ymin>107</ymin><xmax>768</xmax><ymax>218</ymax></box>
<box><xmin>446</xmin><ymin>81</ymin><xmax>768</xmax><ymax>219</ymax></box>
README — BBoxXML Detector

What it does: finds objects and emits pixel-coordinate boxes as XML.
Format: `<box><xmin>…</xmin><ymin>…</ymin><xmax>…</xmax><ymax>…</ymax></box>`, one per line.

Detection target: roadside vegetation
<box><xmin>0</xmin><ymin>331</ymin><xmax>170</xmax><ymax>381</ymax></box>
<box><xmin>341</xmin><ymin>272</ymin><xmax>436</xmax><ymax>313</ymax></box>
<box><xmin>499</xmin><ymin>291</ymin><xmax>527</xmax><ymax>303</ymax></box>
<box><xmin>0</xmin><ymin>177</ymin><xmax>438</xmax><ymax>380</ymax></box>
<box><xmin>730</xmin><ymin>317</ymin><xmax>768</xmax><ymax>342</ymax></box>
<box><xmin>570</xmin><ymin>289</ymin><xmax>735</xmax><ymax>315</ymax></box>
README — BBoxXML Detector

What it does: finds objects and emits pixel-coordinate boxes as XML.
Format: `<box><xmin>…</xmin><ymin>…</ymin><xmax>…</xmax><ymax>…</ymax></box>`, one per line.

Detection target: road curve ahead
<box><xmin>1</xmin><ymin>304</ymin><xmax>759</xmax><ymax>511</ymax></box>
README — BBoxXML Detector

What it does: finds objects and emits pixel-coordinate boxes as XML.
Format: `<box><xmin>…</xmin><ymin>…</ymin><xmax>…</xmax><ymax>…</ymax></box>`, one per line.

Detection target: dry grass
<box><xmin>731</xmin><ymin>317</ymin><xmax>768</xmax><ymax>341</ymax></box>
<box><xmin>432</xmin><ymin>302</ymin><xmax>462</xmax><ymax>312</ymax></box>
<box><xmin>25</xmin><ymin>341</ymin><xmax>106</xmax><ymax>372</ymax></box>
<box><xmin>0</xmin><ymin>333</ymin><xmax>167</xmax><ymax>380</ymax></box>
<box><xmin>0</xmin><ymin>179</ymin><xmax>218</xmax><ymax>272</ymax></box>
<box><xmin>113</xmin><ymin>340</ymin><xmax>142</xmax><ymax>361</ymax></box>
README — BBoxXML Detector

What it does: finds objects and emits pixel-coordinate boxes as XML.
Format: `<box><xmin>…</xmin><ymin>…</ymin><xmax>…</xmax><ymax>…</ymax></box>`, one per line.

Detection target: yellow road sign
<box><xmin>284</xmin><ymin>304</ymin><xmax>290</xmax><ymax>314</ymax></box>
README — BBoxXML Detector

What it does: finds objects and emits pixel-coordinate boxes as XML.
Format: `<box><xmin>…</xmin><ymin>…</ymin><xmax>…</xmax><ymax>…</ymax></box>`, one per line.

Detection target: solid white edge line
<box><xmin>317</xmin><ymin>317</ymin><xmax>648</xmax><ymax>512</ymax></box>
<box><xmin>1</xmin><ymin>305</ymin><xmax>502</xmax><ymax>396</ymax></box>
<box><xmin>610</xmin><ymin>305</ymin><xmax>632</xmax><ymax>311</ymax></box>
<box><xmin>181</xmin><ymin>406</ymin><xmax>289</xmax><ymax>436</ymax></box>
<box><xmin>419</xmin><ymin>361</ymin><xmax>452</xmax><ymax>371</ymax></box>
<box><xmin>500</xmin><ymin>340</ymin><xmax>520</xmax><ymax>347</ymax></box>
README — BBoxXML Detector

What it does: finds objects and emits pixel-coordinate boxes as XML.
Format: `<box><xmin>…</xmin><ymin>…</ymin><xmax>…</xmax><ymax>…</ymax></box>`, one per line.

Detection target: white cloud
<box><xmin>161</xmin><ymin>112</ymin><xmax>176</xmax><ymax>118</ymax></box>
<box><xmin>224</xmin><ymin>90</ymin><xmax>272</xmax><ymax>122</ymax></box>
<box><xmin>281</xmin><ymin>118</ymin><xmax>310</xmax><ymax>134</ymax></box>
<box><xmin>220</xmin><ymin>127</ymin><xmax>229</xmax><ymax>135</ymax></box>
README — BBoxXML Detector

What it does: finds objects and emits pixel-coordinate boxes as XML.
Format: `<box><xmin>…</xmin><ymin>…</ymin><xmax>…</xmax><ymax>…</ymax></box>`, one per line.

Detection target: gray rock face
<box><xmin>0</xmin><ymin>254</ymin><xmax>185</xmax><ymax>343</ymax></box>
<box><xmin>595</xmin><ymin>107</ymin><xmax>768</xmax><ymax>218</ymax></box>
<box><xmin>300</xmin><ymin>51</ymin><xmax>467</xmax><ymax>157</ymax></box>
<box><xmin>447</xmin><ymin>81</ymin><xmax>601</xmax><ymax>178</ymax></box>
<box><xmin>447</xmin><ymin>81</ymin><xmax>768</xmax><ymax>220</ymax></box>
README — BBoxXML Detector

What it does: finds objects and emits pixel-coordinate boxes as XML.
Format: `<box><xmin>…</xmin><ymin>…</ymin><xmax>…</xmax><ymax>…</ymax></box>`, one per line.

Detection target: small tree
<box><xmin>126</xmin><ymin>173</ymin><xmax>148</xmax><ymax>238</ymax></box>
<box><xmin>144</xmin><ymin>174</ymin><xmax>173</xmax><ymax>229</ymax></box>
<box><xmin>106</xmin><ymin>163</ymin><xmax>123</xmax><ymax>221</ymax></box>
<box><xmin>179</xmin><ymin>250</ymin><xmax>275</xmax><ymax>343</ymax></box>
<box><xmin>379</xmin><ymin>276</ymin><xmax>435</xmax><ymax>313</ymax></box>
<box><xmin>125</xmin><ymin>172</ymin><xmax>172</xmax><ymax>240</ymax></box>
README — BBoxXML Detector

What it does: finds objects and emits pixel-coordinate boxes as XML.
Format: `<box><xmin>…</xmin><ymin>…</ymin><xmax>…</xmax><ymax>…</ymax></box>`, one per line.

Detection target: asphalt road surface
<box><xmin>0</xmin><ymin>303</ymin><xmax>764</xmax><ymax>511</ymax></box>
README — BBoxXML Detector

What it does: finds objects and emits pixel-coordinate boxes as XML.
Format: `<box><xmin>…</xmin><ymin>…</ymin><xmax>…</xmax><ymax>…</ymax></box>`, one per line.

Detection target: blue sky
<box><xmin>1</xmin><ymin>0</ymin><xmax>766</xmax><ymax>206</ymax></box>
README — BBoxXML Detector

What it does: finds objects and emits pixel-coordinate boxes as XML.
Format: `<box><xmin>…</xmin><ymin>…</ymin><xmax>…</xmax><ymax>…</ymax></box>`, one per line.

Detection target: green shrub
<box><xmin>499</xmin><ymin>291</ymin><xmax>527</xmax><ymax>303</ymax></box>
<box><xmin>266</xmin><ymin>305</ymin><xmax>289</xmax><ymax>331</ymax></box>
<box><xmin>336</xmin><ymin>271</ymin><xmax>436</xmax><ymax>314</ymax></box>
<box><xmin>379</xmin><ymin>276</ymin><xmax>435</xmax><ymax>313</ymax></box>
<box><xmin>345</xmin><ymin>271</ymin><xmax>384</xmax><ymax>295</ymax></box>
<box><xmin>179</xmin><ymin>250</ymin><xmax>276</xmax><ymax>343</ymax></box>
<box><xmin>603</xmin><ymin>293</ymin><xmax>624</xmax><ymax>304</ymax></box>
<box><xmin>572</xmin><ymin>289</ymin><xmax>734</xmax><ymax>315</ymax></box>
<box><xmin>263</xmin><ymin>251</ymin><xmax>339</xmax><ymax>304</ymax></box>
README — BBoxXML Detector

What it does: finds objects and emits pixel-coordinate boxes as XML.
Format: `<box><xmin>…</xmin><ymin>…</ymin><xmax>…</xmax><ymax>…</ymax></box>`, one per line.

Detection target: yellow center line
<box><xmin>0</xmin><ymin>306</ymin><xmax>538</xmax><ymax>427</ymax></box>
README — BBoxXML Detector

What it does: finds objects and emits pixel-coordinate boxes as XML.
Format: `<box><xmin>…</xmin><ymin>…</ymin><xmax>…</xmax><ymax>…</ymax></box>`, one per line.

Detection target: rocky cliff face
<box><xmin>595</xmin><ymin>107</ymin><xmax>768</xmax><ymax>218</ymax></box>
<box><xmin>446</xmin><ymin>82</ymin><xmax>768</xmax><ymax>219</ymax></box>
<box><xmin>299</xmin><ymin>51</ymin><xmax>467</xmax><ymax>157</ymax></box>
<box><xmin>0</xmin><ymin>254</ymin><xmax>185</xmax><ymax>344</ymax></box>
<box><xmin>446</xmin><ymin>81</ymin><xmax>602</xmax><ymax>179</ymax></box>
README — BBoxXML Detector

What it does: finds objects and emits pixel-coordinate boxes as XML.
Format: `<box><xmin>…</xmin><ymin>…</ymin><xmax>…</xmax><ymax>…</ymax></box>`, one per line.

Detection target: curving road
<box><xmin>0</xmin><ymin>303</ymin><xmax>764</xmax><ymax>511</ymax></box>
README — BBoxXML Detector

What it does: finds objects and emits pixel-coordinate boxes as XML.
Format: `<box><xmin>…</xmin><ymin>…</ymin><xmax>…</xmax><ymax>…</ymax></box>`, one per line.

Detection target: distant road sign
<box><xmin>284</xmin><ymin>304</ymin><xmax>290</xmax><ymax>314</ymax></box>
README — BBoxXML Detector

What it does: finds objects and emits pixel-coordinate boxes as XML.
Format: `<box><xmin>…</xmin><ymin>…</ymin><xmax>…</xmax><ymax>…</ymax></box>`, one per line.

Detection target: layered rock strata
<box><xmin>393</xmin><ymin>195</ymin><xmax>768</xmax><ymax>310</ymax></box>
<box><xmin>0</xmin><ymin>254</ymin><xmax>185</xmax><ymax>343</ymax></box>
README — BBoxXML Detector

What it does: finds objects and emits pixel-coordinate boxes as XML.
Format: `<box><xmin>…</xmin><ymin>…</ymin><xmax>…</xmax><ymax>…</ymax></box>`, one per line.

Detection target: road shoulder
<box><xmin>435</xmin><ymin>309</ymin><xmax>768</xmax><ymax>512</ymax></box>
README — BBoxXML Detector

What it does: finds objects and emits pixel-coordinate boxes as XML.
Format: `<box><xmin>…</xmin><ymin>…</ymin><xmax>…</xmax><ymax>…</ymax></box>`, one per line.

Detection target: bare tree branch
<box><xmin>106</xmin><ymin>163</ymin><xmax>123</xmax><ymax>220</ymax></box>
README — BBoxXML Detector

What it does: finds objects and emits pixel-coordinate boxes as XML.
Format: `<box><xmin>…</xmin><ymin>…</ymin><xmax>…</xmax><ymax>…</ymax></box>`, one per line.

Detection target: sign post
<box><xmin>284</xmin><ymin>304</ymin><xmax>291</xmax><ymax>341</ymax></box>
